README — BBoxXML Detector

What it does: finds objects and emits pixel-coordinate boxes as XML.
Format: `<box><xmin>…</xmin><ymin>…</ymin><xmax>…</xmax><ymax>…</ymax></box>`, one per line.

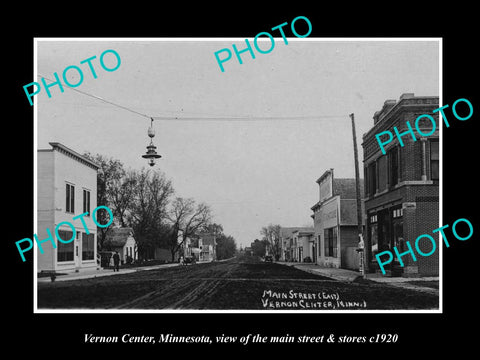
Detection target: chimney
<box><xmin>373</xmin><ymin>99</ymin><xmax>396</xmax><ymax>125</ymax></box>
<box><xmin>399</xmin><ymin>92</ymin><xmax>415</xmax><ymax>100</ymax></box>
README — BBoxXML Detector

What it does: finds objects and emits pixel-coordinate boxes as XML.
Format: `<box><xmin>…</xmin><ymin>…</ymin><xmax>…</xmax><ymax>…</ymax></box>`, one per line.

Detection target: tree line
<box><xmin>84</xmin><ymin>153</ymin><xmax>237</xmax><ymax>262</ymax></box>
<box><xmin>249</xmin><ymin>224</ymin><xmax>282</xmax><ymax>259</ymax></box>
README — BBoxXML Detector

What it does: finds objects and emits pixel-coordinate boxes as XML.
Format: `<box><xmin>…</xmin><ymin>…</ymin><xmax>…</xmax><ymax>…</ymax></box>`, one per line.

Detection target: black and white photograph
<box><xmin>31</xmin><ymin>39</ymin><xmax>442</xmax><ymax>312</ymax></box>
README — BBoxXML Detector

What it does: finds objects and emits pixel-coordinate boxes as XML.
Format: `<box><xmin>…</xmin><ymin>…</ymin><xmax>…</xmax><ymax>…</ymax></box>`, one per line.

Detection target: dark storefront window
<box><xmin>82</xmin><ymin>233</ymin><xmax>95</xmax><ymax>260</ymax></box>
<box><xmin>377</xmin><ymin>209</ymin><xmax>392</xmax><ymax>252</ymax></box>
<box><xmin>376</xmin><ymin>207</ymin><xmax>404</xmax><ymax>256</ymax></box>
<box><xmin>324</xmin><ymin>227</ymin><xmax>338</xmax><ymax>257</ymax></box>
<box><xmin>392</xmin><ymin>207</ymin><xmax>404</xmax><ymax>253</ymax></box>
<box><xmin>57</xmin><ymin>230</ymin><xmax>74</xmax><ymax>262</ymax></box>
<box><xmin>369</xmin><ymin>214</ymin><xmax>378</xmax><ymax>259</ymax></box>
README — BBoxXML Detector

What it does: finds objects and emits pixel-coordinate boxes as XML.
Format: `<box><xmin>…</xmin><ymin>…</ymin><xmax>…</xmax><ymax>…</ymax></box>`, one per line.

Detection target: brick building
<box><xmin>362</xmin><ymin>93</ymin><xmax>439</xmax><ymax>276</ymax></box>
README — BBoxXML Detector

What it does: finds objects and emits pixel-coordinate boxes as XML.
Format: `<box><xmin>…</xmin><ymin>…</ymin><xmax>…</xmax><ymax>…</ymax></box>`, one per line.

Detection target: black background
<box><xmin>7</xmin><ymin>3</ymin><xmax>478</xmax><ymax>355</ymax></box>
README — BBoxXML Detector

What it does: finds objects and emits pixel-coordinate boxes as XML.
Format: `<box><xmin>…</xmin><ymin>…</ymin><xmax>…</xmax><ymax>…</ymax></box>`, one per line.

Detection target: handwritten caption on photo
<box><xmin>260</xmin><ymin>289</ymin><xmax>366</xmax><ymax>310</ymax></box>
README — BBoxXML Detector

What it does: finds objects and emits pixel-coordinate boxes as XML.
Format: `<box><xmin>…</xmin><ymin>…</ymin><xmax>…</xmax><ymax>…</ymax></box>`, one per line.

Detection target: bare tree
<box><xmin>128</xmin><ymin>169</ymin><xmax>174</xmax><ymax>260</ymax></box>
<box><xmin>108</xmin><ymin>169</ymin><xmax>137</xmax><ymax>227</ymax></box>
<box><xmin>260</xmin><ymin>224</ymin><xmax>281</xmax><ymax>260</ymax></box>
<box><xmin>83</xmin><ymin>152</ymin><xmax>126</xmax><ymax>250</ymax></box>
<box><xmin>203</xmin><ymin>223</ymin><xmax>223</xmax><ymax>236</ymax></box>
<box><xmin>166</xmin><ymin>197</ymin><xmax>212</xmax><ymax>262</ymax></box>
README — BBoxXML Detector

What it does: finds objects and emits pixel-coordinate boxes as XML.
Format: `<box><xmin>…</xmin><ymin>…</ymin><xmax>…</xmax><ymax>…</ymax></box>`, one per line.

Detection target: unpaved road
<box><xmin>37</xmin><ymin>256</ymin><xmax>438</xmax><ymax>310</ymax></box>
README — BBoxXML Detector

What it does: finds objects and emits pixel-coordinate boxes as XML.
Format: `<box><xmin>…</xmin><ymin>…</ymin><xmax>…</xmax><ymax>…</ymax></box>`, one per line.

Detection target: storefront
<box><xmin>367</xmin><ymin>204</ymin><xmax>405</xmax><ymax>275</ymax></box>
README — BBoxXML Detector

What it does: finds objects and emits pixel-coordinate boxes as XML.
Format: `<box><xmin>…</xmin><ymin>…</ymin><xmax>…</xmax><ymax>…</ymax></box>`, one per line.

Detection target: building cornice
<box><xmin>48</xmin><ymin>142</ymin><xmax>100</xmax><ymax>170</ymax></box>
<box><xmin>362</xmin><ymin>96</ymin><xmax>439</xmax><ymax>141</ymax></box>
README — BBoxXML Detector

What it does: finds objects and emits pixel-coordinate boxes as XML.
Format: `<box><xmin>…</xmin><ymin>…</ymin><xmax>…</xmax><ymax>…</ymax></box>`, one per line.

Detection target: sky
<box><xmin>36</xmin><ymin>39</ymin><xmax>440</xmax><ymax>248</ymax></box>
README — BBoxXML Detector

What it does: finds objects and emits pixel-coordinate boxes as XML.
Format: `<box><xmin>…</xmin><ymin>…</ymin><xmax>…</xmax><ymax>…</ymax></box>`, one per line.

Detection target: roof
<box><xmin>292</xmin><ymin>228</ymin><xmax>314</xmax><ymax>236</ymax></box>
<box><xmin>199</xmin><ymin>233</ymin><xmax>216</xmax><ymax>246</ymax></box>
<box><xmin>39</xmin><ymin>142</ymin><xmax>100</xmax><ymax>170</ymax></box>
<box><xmin>362</xmin><ymin>94</ymin><xmax>439</xmax><ymax>140</ymax></box>
<box><xmin>280</xmin><ymin>227</ymin><xmax>313</xmax><ymax>239</ymax></box>
<box><xmin>104</xmin><ymin>227</ymin><xmax>134</xmax><ymax>248</ymax></box>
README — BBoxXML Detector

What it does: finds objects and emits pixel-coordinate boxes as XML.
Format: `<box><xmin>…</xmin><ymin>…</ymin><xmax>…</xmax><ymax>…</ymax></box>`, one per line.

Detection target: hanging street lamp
<box><xmin>142</xmin><ymin>118</ymin><xmax>162</xmax><ymax>167</ymax></box>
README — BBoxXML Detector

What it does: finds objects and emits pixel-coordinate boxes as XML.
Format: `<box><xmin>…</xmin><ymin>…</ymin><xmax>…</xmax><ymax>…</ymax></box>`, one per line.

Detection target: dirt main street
<box><xmin>37</xmin><ymin>255</ymin><xmax>439</xmax><ymax>310</ymax></box>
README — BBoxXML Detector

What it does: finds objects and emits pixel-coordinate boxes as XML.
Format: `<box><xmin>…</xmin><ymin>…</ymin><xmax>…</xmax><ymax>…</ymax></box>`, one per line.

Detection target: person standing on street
<box><xmin>113</xmin><ymin>251</ymin><xmax>120</xmax><ymax>272</ymax></box>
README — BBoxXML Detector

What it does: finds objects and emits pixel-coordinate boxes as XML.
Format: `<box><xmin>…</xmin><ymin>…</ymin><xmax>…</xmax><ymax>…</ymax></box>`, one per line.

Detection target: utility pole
<box><xmin>350</xmin><ymin>113</ymin><xmax>365</xmax><ymax>276</ymax></box>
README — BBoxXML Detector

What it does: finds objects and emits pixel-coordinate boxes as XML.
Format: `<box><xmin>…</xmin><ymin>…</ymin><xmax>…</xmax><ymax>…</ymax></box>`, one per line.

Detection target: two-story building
<box><xmin>37</xmin><ymin>142</ymin><xmax>99</xmax><ymax>273</ymax></box>
<box><xmin>311</xmin><ymin>169</ymin><xmax>364</xmax><ymax>270</ymax></box>
<box><xmin>362</xmin><ymin>93</ymin><xmax>439</xmax><ymax>276</ymax></box>
<box><xmin>198</xmin><ymin>233</ymin><xmax>216</xmax><ymax>262</ymax></box>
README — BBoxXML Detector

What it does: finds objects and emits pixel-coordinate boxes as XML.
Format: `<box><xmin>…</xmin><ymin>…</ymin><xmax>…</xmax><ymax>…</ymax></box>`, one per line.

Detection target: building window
<box><xmin>57</xmin><ymin>230</ymin><xmax>74</xmax><ymax>262</ymax></box>
<box><xmin>82</xmin><ymin>233</ymin><xmax>95</xmax><ymax>260</ymax></box>
<box><xmin>83</xmin><ymin>189</ymin><xmax>91</xmax><ymax>215</ymax></box>
<box><xmin>66</xmin><ymin>183</ymin><xmax>75</xmax><ymax>213</ymax></box>
<box><xmin>388</xmin><ymin>146</ymin><xmax>399</xmax><ymax>187</ymax></box>
<box><xmin>367</xmin><ymin>161</ymin><xmax>377</xmax><ymax>196</ymax></box>
<box><xmin>324</xmin><ymin>227</ymin><xmax>338</xmax><ymax>258</ymax></box>
<box><xmin>377</xmin><ymin>155</ymin><xmax>388</xmax><ymax>191</ymax></box>
<box><xmin>392</xmin><ymin>207</ymin><xmax>404</xmax><ymax>253</ymax></box>
<box><xmin>369</xmin><ymin>214</ymin><xmax>378</xmax><ymax>260</ymax></box>
<box><xmin>392</xmin><ymin>208</ymin><xmax>403</xmax><ymax>218</ymax></box>
<box><xmin>430</xmin><ymin>140</ymin><xmax>439</xmax><ymax>180</ymax></box>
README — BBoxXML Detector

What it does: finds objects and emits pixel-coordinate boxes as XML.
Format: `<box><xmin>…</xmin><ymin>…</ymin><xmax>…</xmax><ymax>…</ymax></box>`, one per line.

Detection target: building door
<box><xmin>312</xmin><ymin>244</ymin><xmax>317</xmax><ymax>263</ymax></box>
<box><xmin>74</xmin><ymin>232</ymin><xmax>81</xmax><ymax>271</ymax></box>
<box><xmin>377</xmin><ymin>209</ymin><xmax>393</xmax><ymax>251</ymax></box>
<box><xmin>298</xmin><ymin>247</ymin><xmax>303</xmax><ymax>262</ymax></box>
<box><xmin>75</xmin><ymin>244</ymin><xmax>81</xmax><ymax>270</ymax></box>
<box><xmin>377</xmin><ymin>207</ymin><xmax>403</xmax><ymax>274</ymax></box>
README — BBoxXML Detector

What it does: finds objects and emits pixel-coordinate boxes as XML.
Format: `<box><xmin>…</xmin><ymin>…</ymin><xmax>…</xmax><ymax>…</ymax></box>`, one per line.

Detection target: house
<box><xmin>279</xmin><ymin>227</ymin><xmax>314</xmax><ymax>262</ymax></box>
<box><xmin>182</xmin><ymin>236</ymin><xmax>201</xmax><ymax>259</ymax></box>
<box><xmin>198</xmin><ymin>233</ymin><xmax>216</xmax><ymax>262</ymax></box>
<box><xmin>292</xmin><ymin>228</ymin><xmax>315</xmax><ymax>262</ymax></box>
<box><xmin>362</xmin><ymin>93</ymin><xmax>439</xmax><ymax>276</ymax></box>
<box><xmin>103</xmin><ymin>227</ymin><xmax>138</xmax><ymax>264</ymax></box>
<box><xmin>37</xmin><ymin>142</ymin><xmax>99</xmax><ymax>273</ymax></box>
<box><xmin>311</xmin><ymin>169</ymin><xmax>364</xmax><ymax>270</ymax></box>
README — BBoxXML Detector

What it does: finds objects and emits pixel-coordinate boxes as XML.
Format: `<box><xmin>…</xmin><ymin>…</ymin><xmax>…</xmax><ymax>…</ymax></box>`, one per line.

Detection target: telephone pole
<box><xmin>350</xmin><ymin>113</ymin><xmax>365</xmax><ymax>276</ymax></box>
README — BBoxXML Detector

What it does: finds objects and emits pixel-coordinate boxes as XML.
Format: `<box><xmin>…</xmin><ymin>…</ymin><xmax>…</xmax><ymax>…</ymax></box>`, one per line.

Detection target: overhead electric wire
<box><xmin>38</xmin><ymin>75</ymin><xmax>151</xmax><ymax>119</ymax></box>
<box><xmin>37</xmin><ymin>74</ymin><xmax>348</xmax><ymax>121</ymax></box>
